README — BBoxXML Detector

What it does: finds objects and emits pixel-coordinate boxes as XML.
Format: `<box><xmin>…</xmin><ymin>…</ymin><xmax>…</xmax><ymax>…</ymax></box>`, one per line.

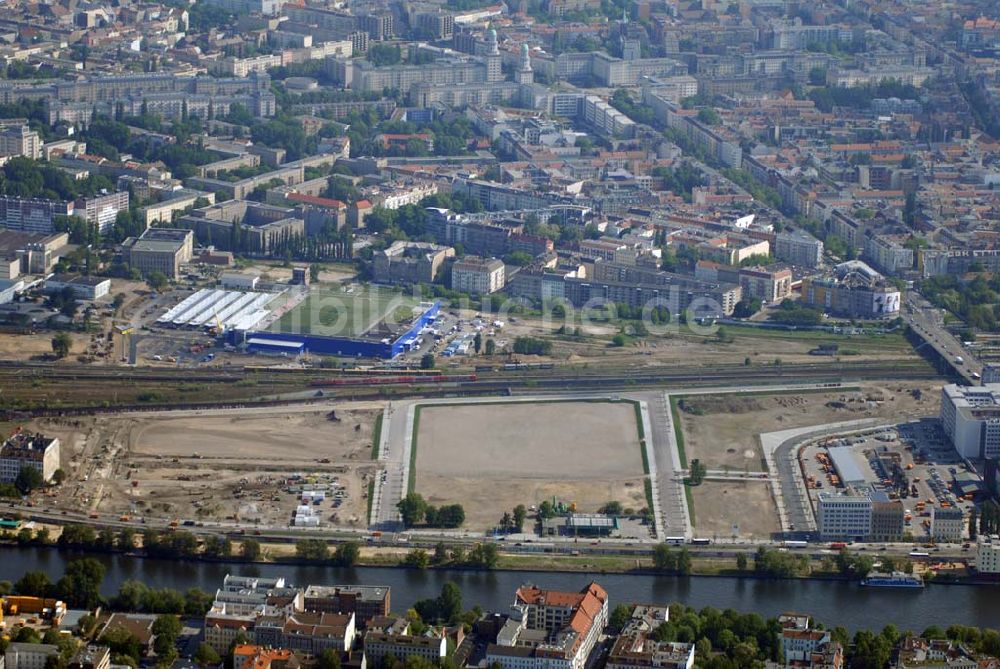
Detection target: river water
<box><xmin>5</xmin><ymin>546</ymin><xmax>999</xmax><ymax>632</ymax></box>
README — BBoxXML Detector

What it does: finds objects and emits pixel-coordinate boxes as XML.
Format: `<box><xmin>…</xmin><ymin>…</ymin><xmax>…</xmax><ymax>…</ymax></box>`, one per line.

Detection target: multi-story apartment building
<box><xmin>487</xmin><ymin>582</ymin><xmax>609</xmax><ymax>669</ymax></box>
<box><xmin>606</xmin><ymin>605</ymin><xmax>694</xmax><ymax>669</ymax></box>
<box><xmin>739</xmin><ymin>267</ymin><xmax>792</xmax><ymax>303</ymax></box>
<box><xmin>364</xmin><ymin>632</ymin><xmax>446</xmax><ymax>666</ymax></box>
<box><xmin>76</xmin><ymin>191</ymin><xmax>129</xmax><ymax>235</ymax></box>
<box><xmin>777</xmin><ymin>613</ymin><xmax>842</xmax><ymax>669</ymax></box>
<box><xmin>864</xmin><ymin>235</ymin><xmax>914</xmax><ymax>276</ymax></box>
<box><xmin>452</xmin><ymin>256</ymin><xmax>505</xmax><ymax>295</ymax></box>
<box><xmin>0</xmin><ymin>432</ymin><xmax>60</xmax><ymax>483</ymax></box>
<box><xmin>775</xmin><ymin>229</ymin><xmax>823</xmax><ymax>268</ymax></box>
<box><xmin>302</xmin><ymin>585</ymin><xmax>390</xmax><ymax>625</ymax></box>
<box><xmin>254</xmin><ymin>612</ymin><xmax>355</xmax><ymax>654</ymax></box>
<box><xmin>0</xmin><ymin>122</ymin><xmax>42</xmax><ymax>159</ymax></box>
<box><xmin>0</xmin><ymin>197</ymin><xmax>73</xmax><ymax>235</ymax></box>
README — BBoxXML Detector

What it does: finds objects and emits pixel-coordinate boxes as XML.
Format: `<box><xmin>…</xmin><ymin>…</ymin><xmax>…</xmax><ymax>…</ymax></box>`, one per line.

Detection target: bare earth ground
<box><xmin>677</xmin><ymin>382</ymin><xmax>942</xmax><ymax>472</ymax></box>
<box><xmin>690</xmin><ymin>481</ymin><xmax>779</xmax><ymax>540</ymax></box>
<box><xmin>27</xmin><ymin>405</ymin><xmax>382</xmax><ymax>528</ymax></box>
<box><xmin>415</xmin><ymin>401</ymin><xmax>647</xmax><ymax>530</ymax></box>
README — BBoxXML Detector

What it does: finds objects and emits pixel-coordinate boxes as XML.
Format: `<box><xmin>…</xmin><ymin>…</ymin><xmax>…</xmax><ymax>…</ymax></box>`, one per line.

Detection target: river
<box><xmin>5</xmin><ymin>546</ymin><xmax>1000</xmax><ymax>632</ymax></box>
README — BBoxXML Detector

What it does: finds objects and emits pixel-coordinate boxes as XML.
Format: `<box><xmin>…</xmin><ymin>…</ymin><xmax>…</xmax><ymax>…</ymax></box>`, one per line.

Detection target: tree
<box><xmin>688</xmin><ymin>459</ymin><xmax>707</xmax><ymax>486</ymax></box>
<box><xmin>599</xmin><ymin>501</ymin><xmax>624</xmax><ymax>515</ymax></box>
<box><xmin>146</xmin><ymin>271</ymin><xmax>168</xmax><ymax>291</ymax></box>
<box><xmin>512</xmin><ymin>504</ymin><xmax>527</xmax><ymax>531</ymax></box>
<box><xmin>653</xmin><ymin>544</ymin><xmax>678</xmax><ymax>571</ymax></box>
<box><xmin>51</xmin><ymin>332</ymin><xmax>72</xmax><ymax>359</ymax></box>
<box><xmin>56</xmin><ymin>558</ymin><xmax>106</xmax><ymax>609</ymax></box>
<box><xmin>538</xmin><ymin>500</ymin><xmax>555</xmax><ymax>520</ymax></box>
<box><xmin>438</xmin><ymin>582</ymin><xmax>462</xmax><ymax>622</ymax></box>
<box><xmin>296</xmin><ymin>539</ymin><xmax>329</xmax><ymax>561</ymax></box>
<box><xmin>310</xmin><ymin>264</ymin><xmax>321</xmax><ymax>283</ymax></box>
<box><xmin>485</xmin><ymin>339</ymin><xmax>496</xmax><ymax>355</ymax></box>
<box><xmin>317</xmin><ymin>649</ymin><xmax>341</xmax><ymax>669</ymax></box>
<box><xmin>241</xmin><ymin>539</ymin><xmax>261</xmax><ymax>561</ymax></box>
<box><xmin>15</xmin><ymin>466</ymin><xmax>44</xmax><ymax>493</ymax></box>
<box><xmin>420</xmin><ymin>353</ymin><xmax>435</xmax><ymax>369</ymax></box>
<box><xmin>474</xmin><ymin>332</ymin><xmax>482</xmax><ymax>354</ymax></box>
<box><xmin>397</xmin><ymin>493</ymin><xmax>428</xmax><ymax>528</ymax></box>
<box><xmin>404</xmin><ymin>549</ymin><xmax>430</xmax><ymax>569</ymax></box>
<box><xmin>15</xmin><ymin>571</ymin><xmax>51</xmax><ymax>597</ymax></box>
<box><xmin>52</xmin><ymin>469</ymin><xmax>66</xmax><ymax>485</ymax></box>
<box><xmin>194</xmin><ymin>643</ymin><xmax>222</xmax><ymax>667</ymax></box>
<box><xmin>609</xmin><ymin>604</ymin><xmax>633</xmax><ymax>631</ymax></box>
<box><xmin>334</xmin><ymin>541</ymin><xmax>360</xmax><ymax>567</ymax></box>
<box><xmin>736</xmin><ymin>552</ymin><xmax>748</xmax><ymax>571</ymax></box>
<box><xmin>677</xmin><ymin>548</ymin><xmax>692</xmax><ymax>575</ymax></box>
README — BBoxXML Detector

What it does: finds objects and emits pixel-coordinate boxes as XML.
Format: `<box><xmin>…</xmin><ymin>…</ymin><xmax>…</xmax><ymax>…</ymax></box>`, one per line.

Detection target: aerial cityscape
<box><xmin>2</xmin><ymin>0</ymin><xmax>1000</xmax><ymax>664</ymax></box>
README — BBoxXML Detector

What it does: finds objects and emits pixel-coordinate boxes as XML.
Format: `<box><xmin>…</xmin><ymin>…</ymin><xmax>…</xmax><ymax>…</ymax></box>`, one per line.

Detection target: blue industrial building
<box><xmin>241</xmin><ymin>301</ymin><xmax>440</xmax><ymax>359</ymax></box>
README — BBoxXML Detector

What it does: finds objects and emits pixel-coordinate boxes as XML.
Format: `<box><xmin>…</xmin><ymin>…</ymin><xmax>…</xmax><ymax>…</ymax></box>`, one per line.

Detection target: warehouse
<box><xmin>157</xmin><ymin>289</ymin><xmax>277</xmax><ymax>332</ymax></box>
<box><xmin>244</xmin><ymin>300</ymin><xmax>440</xmax><ymax>359</ymax></box>
<box><xmin>827</xmin><ymin>446</ymin><xmax>870</xmax><ymax>489</ymax></box>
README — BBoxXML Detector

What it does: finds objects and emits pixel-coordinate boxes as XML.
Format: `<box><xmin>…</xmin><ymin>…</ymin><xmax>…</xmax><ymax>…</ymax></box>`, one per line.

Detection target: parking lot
<box><xmin>799</xmin><ymin>418</ymin><xmax>982</xmax><ymax>541</ymax></box>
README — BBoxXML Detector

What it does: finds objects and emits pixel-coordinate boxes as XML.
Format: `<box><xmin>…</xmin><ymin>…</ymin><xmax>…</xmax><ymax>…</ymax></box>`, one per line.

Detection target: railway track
<box><xmin>0</xmin><ymin>360</ymin><xmax>938</xmax><ymax>418</ymax></box>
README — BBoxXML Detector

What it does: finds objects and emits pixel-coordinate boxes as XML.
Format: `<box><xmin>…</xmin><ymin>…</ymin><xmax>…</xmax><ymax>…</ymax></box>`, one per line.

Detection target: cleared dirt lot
<box><xmin>131</xmin><ymin>409</ymin><xmax>374</xmax><ymax>460</ymax></box>
<box><xmin>27</xmin><ymin>404</ymin><xmax>382</xmax><ymax>528</ymax></box>
<box><xmin>676</xmin><ymin>383</ymin><xmax>942</xmax><ymax>472</ymax></box>
<box><xmin>691</xmin><ymin>480</ymin><xmax>779</xmax><ymax>540</ymax></box>
<box><xmin>414</xmin><ymin>401</ymin><xmax>647</xmax><ymax>530</ymax></box>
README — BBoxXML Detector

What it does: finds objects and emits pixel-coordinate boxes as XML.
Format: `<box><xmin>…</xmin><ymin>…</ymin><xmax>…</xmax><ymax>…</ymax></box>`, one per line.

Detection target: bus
<box><xmin>691</xmin><ymin>538</ymin><xmax>712</xmax><ymax>545</ymax></box>
<box><xmin>664</xmin><ymin>537</ymin><xmax>686</xmax><ymax>545</ymax></box>
<box><xmin>783</xmin><ymin>540</ymin><xmax>809</xmax><ymax>549</ymax></box>
<box><xmin>909</xmin><ymin>551</ymin><xmax>930</xmax><ymax>559</ymax></box>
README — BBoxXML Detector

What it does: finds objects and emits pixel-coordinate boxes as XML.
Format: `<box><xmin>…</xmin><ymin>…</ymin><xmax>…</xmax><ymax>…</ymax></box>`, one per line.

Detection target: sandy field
<box><xmin>130</xmin><ymin>408</ymin><xmax>376</xmax><ymax>461</ymax></box>
<box><xmin>690</xmin><ymin>481</ymin><xmax>780</xmax><ymax>540</ymax></box>
<box><xmin>26</xmin><ymin>404</ymin><xmax>383</xmax><ymax>528</ymax></box>
<box><xmin>676</xmin><ymin>383</ymin><xmax>942</xmax><ymax>472</ymax></box>
<box><xmin>414</xmin><ymin>401</ymin><xmax>647</xmax><ymax>530</ymax></box>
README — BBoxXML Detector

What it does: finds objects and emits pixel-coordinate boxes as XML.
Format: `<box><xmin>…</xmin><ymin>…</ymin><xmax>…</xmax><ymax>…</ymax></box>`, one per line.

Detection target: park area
<box><xmin>267</xmin><ymin>284</ymin><xmax>421</xmax><ymax>338</ymax></box>
<box><xmin>412</xmin><ymin>400</ymin><xmax>648</xmax><ymax>530</ymax></box>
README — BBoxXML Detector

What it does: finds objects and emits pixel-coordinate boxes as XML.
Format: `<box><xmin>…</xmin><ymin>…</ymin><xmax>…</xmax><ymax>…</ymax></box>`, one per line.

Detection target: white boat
<box><xmin>861</xmin><ymin>571</ymin><xmax>924</xmax><ymax>588</ymax></box>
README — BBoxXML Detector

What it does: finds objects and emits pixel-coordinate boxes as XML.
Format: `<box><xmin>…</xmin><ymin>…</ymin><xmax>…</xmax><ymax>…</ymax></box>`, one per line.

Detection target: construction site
<box><xmin>24</xmin><ymin>403</ymin><xmax>382</xmax><ymax>529</ymax></box>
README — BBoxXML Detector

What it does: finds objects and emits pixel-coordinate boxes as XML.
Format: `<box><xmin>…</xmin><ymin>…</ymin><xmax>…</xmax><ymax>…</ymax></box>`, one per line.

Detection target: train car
<box><xmin>310</xmin><ymin>374</ymin><xmax>476</xmax><ymax>387</ymax></box>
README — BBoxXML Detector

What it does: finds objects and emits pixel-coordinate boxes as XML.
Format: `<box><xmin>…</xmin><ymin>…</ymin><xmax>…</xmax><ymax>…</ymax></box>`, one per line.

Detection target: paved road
<box><xmin>905</xmin><ymin>292</ymin><xmax>981</xmax><ymax>384</ymax></box>
<box><xmin>643</xmin><ymin>391</ymin><xmax>691</xmax><ymax>540</ymax></box>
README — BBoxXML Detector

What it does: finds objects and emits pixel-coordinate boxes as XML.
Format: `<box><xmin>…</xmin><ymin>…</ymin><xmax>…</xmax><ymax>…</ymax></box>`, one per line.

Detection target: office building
<box><xmin>0</xmin><ymin>431</ymin><xmax>60</xmax><ymax>483</ymax></box>
<box><xmin>373</xmin><ymin>241</ymin><xmax>454</xmax><ymax>285</ymax></box>
<box><xmin>930</xmin><ymin>506</ymin><xmax>964</xmax><ymax>543</ymax></box>
<box><xmin>4</xmin><ymin>644</ymin><xmax>60</xmax><ymax>669</ymax></box>
<box><xmin>816</xmin><ymin>492</ymin><xmax>872</xmax><ymax>541</ymax></box>
<box><xmin>939</xmin><ymin>384</ymin><xmax>1000</xmax><ymax>459</ymax></box>
<box><xmin>976</xmin><ymin>535</ymin><xmax>1000</xmax><ymax>575</ymax></box>
<box><xmin>44</xmin><ymin>274</ymin><xmax>111</xmax><ymax>300</ymax></box>
<box><xmin>452</xmin><ymin>256</ymin><xmax>505</xmax><ymax>295</ymax></box>
<box><xmin>122</xmin><ymin>228</ymin><xmax>194</xmax><ymax>279</ymax></box>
